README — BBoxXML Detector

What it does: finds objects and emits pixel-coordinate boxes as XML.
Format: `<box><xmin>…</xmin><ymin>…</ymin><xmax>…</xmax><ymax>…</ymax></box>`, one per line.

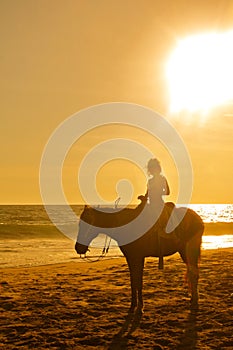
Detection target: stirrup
<box><xmin>158</xmin><ymin>229</ymin><xmax>171</xmax><ymax>239</ymax></box>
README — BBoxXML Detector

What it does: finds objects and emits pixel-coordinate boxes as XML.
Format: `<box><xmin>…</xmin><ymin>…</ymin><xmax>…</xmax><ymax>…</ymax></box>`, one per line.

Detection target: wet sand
<box><xmin>0</xmin><ymin>248</ymin><xmax>233</xmax><ymax>349</ymax></box>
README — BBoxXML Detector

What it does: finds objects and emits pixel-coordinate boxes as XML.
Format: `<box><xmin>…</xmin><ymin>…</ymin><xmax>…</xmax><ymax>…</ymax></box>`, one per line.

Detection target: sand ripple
<box><xmin>0</xmin><ymin>249</ymin><xmax>233</xmax><ymax>349</ymax></box>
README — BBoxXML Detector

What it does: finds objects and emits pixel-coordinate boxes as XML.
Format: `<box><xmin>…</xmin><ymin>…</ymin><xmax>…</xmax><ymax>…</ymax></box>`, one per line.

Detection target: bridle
<box><xmin>79</xmin><ymin>235</ymin><xmax>112</xmax><ymax>262</ymax></box>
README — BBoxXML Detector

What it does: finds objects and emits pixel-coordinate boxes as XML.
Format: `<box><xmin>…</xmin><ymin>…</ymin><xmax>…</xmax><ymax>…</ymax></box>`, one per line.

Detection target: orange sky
<box><xmin>1</xmin><ymin>0</ymin><xmax>233</xmax><ymax>204</ymax></box>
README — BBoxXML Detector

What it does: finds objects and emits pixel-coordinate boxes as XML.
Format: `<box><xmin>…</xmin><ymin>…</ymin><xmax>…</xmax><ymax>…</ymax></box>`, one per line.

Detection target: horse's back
<box><xmin>175</xmin><ymin>207</ymin><xmax>204</xmax><ymax>240</ymax></box>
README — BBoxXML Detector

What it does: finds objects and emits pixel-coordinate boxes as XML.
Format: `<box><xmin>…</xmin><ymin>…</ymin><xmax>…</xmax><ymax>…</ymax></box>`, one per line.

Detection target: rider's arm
<box><xmin>163</xmin><ymin>178</ymin><xmax>170</xmax><ymax>195</ymax></box>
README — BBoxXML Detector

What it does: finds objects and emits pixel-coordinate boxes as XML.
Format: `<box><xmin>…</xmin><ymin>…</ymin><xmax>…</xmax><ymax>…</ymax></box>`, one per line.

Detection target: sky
<box><xmin>1</xmin><ymin>0</ymin><xmax>233</xmax><ymax>204</ymax></box>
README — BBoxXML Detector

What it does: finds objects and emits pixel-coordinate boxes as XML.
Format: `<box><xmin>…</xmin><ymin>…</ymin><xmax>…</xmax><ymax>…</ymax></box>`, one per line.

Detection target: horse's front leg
<box><xmin>127</xmin><ymin>257</ymin><xmax>144</xmax><ymax>313</ymax></box>
<box><xmin>187</xmin><ymin>264</ymin><xmax>199</xmax><ymax>309</ymax></box>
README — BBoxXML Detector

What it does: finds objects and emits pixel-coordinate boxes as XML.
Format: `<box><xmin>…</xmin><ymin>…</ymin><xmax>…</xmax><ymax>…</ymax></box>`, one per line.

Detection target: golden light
<box><xmin>166</xmin><ymin>31</ymin><xmax>233</xmax><ymax>114</ymax></box>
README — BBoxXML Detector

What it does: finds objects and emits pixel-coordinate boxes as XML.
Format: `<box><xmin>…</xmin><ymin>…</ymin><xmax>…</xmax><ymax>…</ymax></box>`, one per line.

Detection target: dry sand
<box><xmin>0</xmin><ymin>249</ymin><xmax>233</xmax><ymax>349</ymax></box>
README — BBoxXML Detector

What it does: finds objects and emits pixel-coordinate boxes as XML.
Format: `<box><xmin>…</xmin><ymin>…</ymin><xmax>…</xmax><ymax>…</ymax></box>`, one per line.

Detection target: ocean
<box><xmin>0</xmin><ymin>204</ymin><xmax>232</xmax><ymax>268</ymax></box>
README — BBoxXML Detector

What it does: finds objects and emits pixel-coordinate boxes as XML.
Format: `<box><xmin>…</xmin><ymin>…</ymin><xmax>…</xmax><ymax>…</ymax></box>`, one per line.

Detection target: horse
<box><xmin>75</xmin><ymin>201</ymin><xmax>204</xmax><ymax>313</ymax></box>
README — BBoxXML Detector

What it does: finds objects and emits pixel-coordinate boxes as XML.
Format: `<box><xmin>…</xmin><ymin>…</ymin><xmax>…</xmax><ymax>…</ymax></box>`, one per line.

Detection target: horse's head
<box><xmin>75</xmin><ymin>205</ymin><xmax>99</xmax><ymax>255</ymax></box>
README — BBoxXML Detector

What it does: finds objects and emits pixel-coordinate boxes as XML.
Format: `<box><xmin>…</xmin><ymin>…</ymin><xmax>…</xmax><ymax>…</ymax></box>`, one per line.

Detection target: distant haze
<box><xmin>1</xmin><ymin>1</ymin><xmax>233</xmax><ymax>204</ymax></box>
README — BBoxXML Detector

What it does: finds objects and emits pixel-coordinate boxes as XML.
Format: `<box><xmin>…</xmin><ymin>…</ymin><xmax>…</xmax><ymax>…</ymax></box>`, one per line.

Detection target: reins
<box><xmin>79</xmin><ymin>236</ymin><xmax>112</xmax><ymax>263</ymax></box>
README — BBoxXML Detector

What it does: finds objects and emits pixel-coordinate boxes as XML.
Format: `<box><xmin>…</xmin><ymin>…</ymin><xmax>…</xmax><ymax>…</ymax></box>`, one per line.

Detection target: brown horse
<box><xmin>75</xmin><ymin>203</ymin><xmax>204</xmax><ymax>313</ymax></box>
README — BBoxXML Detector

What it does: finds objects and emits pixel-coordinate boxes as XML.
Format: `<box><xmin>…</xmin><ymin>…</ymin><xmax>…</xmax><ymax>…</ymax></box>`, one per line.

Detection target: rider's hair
<box><xmin>147</xmin><ymin>158</ymin><xmax>161</xmax><ymax>174</ymax></box>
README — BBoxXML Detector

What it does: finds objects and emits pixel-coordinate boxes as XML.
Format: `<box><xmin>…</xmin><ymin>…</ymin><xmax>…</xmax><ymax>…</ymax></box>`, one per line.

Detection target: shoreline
<box><xmin>0</xmin><ymin>237</ymin><xmax>233</xmax><ymax>270</ymax></box>
<box><xmin>0</xmin><ymin>222</ymin><xmax>233</xmax><ymax>269</ymax></box>
<box><xmin>0</xmin><ymin>246</ymin><xmax>233</xmax><ymax>270</ymax></box>
<box><xmin>0</xmin><ymin>222</ymin><xmax>232</xmax><ymax>269</ymax></box>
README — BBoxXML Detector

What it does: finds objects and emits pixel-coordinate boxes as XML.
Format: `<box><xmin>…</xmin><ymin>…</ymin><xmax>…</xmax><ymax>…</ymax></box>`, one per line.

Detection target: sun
<box><xmin>166</xmin><ymin>30</ymin><xmax>233</xmax><ymax>114</ymax></box>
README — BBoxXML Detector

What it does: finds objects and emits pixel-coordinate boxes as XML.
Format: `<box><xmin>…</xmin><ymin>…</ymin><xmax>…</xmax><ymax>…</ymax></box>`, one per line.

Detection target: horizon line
<box><xmin>0</xmin><ymin>202</ymin><xmax>232</xmax><ymax>206</ymax></box>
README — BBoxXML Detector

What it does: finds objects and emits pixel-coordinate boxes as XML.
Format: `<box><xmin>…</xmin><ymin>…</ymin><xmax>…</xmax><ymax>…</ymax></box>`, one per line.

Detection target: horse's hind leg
<box><xmin>127</xmin><ymin>257</ymin><xmax>144</xmax><ymax>313</ymax></box>
<box><xmin>186</xmin><ymin>232</ymin><xmax>202</xmax><ymax>310</ymax></box>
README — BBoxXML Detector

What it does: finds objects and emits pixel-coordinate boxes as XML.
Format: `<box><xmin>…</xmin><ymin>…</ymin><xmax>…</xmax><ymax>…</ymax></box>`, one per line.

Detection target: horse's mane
<box><xmin>80</xmin><ymin>205</ymin><xmax>143</xmax><ymax>228</ymax></box>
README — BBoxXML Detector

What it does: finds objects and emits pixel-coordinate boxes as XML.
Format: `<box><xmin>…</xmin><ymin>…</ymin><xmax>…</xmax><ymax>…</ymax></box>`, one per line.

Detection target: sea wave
<box><xmin>0</xmin><ymin>204</ymin><xmax>232</xmax><ymax>226</ymax></box>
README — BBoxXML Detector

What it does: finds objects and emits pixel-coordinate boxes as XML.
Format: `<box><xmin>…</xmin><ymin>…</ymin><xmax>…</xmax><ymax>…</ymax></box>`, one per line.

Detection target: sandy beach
<box><xmin>0</xmin><ymin>248</ymin><xmax>232</xmax><ymax>349</ymax></box>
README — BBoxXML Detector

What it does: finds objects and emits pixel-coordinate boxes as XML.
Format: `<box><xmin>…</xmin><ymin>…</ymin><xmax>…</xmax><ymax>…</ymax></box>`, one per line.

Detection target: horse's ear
<box><xmin>84</xmin><ymin>204</ymin><xmax>90</xmax><ymax>209</ymax></box>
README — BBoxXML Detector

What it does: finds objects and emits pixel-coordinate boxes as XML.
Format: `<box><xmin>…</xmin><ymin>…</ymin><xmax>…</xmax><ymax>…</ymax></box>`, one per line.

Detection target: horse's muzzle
<box><xmin>75</xmin><ymin>242</ymin><xmax>88</xmax><ymax>255</ymax></box>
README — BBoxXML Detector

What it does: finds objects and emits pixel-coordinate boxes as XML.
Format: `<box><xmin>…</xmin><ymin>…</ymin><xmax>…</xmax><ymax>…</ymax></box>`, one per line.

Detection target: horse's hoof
<box><xmin>190</xmin><ymin>301</ymin><xmax>199</xmax><ymax>312</ymax></box>
<box><xmin>136</xmin><ymin>307</ymin><xmax>144</xmax><ymax>315</ymax></box>
<box><xmin>128</xmin><ymin>306</ymin><xmax>136</xmax><ymax>314</ymax></box>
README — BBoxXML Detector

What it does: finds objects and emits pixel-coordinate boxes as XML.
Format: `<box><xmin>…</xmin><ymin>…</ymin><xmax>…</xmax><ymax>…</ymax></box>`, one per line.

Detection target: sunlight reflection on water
<box><xmin>202</xmin><ymin>235</ymin><xmax>233</xmax><ymax>250</ymax></box>
<box><xmin>189</xmin><ymin>204</ymin><xmax>233</xmax><ymax>223</ymax></box>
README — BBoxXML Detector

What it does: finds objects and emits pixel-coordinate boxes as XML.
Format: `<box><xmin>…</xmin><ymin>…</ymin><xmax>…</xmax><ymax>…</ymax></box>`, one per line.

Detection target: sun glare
<box><xmin>166</xmin><ymin>31</ymin><xmax>233</xmax><ymax>114</ymax></box>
